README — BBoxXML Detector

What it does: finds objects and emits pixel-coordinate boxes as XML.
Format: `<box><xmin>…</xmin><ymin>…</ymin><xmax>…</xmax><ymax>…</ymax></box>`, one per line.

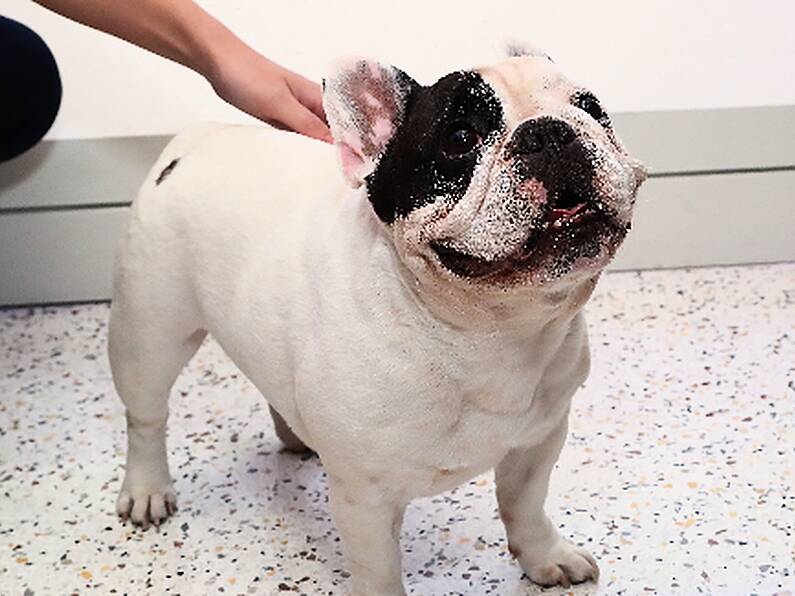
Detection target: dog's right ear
<box><xmin>502</xmin><ymin>39</ymin><xmax>553</xmax><ymax>62</ymax></box>
<box><xmin>323</xmin><ymin>59</ymin><xmax>419</xmax><ymax>187</ymax></box>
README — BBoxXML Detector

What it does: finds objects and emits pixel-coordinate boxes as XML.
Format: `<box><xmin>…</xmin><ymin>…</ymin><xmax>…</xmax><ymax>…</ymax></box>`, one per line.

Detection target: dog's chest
<box><xmin>416</xmin><ymin>349</ymin><xmax>572</xmax><ymax>456</ymax></box>
<box><xmin>289</xmin><ymin>318</ymin><xmax>583</xmax><ymax>496</ymax></box>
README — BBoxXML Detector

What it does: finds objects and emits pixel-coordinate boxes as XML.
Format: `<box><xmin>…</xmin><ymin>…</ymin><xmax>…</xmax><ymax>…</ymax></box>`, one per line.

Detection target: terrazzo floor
<box><xmin>1</xmin><ymin>263</ymin><xmax>794</xmax><ymax>596</ymax></box>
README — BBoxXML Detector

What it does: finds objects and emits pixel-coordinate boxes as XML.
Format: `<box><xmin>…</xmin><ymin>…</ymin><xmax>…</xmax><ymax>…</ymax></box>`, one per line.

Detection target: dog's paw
<box><xmin>116</xmin><ymin>477</ymin><xmax>177</xmax><ymax>530</ymax></box>
<box><xmin>511</xmin><ymin>538</ymin><xmax>599</xmax><ymax>588</ymax></box>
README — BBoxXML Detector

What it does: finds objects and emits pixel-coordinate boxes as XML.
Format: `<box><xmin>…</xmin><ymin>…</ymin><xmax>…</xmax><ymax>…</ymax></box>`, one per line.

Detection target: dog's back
<box><xmin>111</xmin><ymin>123</ymin><xmax>343</xmax><ymax>333</ymax></box>
<box><xmin>124</xmin><ymin>123</ymin><xmax>341</xmax><ymax>272</ymax></box>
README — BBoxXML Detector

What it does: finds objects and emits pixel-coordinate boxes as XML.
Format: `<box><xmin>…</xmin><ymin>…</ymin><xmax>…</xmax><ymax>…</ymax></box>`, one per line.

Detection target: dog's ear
<box><xmin>502</xmin><ymin>39</ymin><xmax>553</xmax><ymax>62</ymax></box>
<box><xmin>323</xmin><ymin>59</ymin><xmax>419</xmax><ymax>187</ymax></box>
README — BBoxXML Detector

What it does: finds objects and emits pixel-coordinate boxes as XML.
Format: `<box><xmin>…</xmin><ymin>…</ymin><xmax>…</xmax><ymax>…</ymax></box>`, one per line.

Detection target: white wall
<box><xmin>6</xmin><ymin>0</ymin><xmax>795</xmax><ymax>140</ymax></box>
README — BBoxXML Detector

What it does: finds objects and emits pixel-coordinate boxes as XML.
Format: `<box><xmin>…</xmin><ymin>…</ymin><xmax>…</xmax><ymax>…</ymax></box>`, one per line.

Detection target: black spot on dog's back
<box><xmin>155</xmin><ymin>158</ymin><xmax>180</xmax><ymax>186</ymax></box>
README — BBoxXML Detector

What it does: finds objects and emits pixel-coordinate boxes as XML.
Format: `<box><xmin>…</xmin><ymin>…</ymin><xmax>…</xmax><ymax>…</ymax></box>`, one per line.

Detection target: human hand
<box><xmin>205</xmin><ymin>40</ymin><xmax>332</xmax><ymax>143</ymax></box>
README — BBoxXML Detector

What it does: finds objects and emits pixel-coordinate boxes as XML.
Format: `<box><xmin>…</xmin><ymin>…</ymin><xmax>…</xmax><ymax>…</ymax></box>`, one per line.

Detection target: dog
<box><xmin>108</xmin><ymin>45</ymin><xmax>646</xmax><ymax>595</ymax></box>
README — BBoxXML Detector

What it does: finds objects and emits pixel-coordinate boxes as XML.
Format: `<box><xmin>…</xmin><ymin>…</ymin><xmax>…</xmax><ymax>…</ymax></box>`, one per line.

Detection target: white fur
<box><xmin>110</xmin><ymin>122</ymin><xmax>603</xmax><ymax>594</ymax></box>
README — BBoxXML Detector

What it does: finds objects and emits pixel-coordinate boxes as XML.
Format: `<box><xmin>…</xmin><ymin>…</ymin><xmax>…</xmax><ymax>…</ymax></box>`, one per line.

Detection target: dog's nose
<box><xmin>508</xmin><ymin>117</ymin><xmax>595</xmax><ymax>207</ymax></box>
<box><xmin>511</xmin><ymin>117</ymin><xmax>576</xmax><ymax>155</ymax></box>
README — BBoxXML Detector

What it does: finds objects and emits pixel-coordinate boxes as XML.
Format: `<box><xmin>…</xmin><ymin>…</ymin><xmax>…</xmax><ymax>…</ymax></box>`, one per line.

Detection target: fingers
<box><xmin>281</xmin><ymin>75</ymin><xmax>332</xmax><ymax>142</ymax></box>
<box><xmin>287</xmin><ymin>73</ymin><xmax>328</xmax><ymax>125</ymax></box>
<box><xmin>206</xmin><ymin>47</ymin><xmax>333</xmax><ymax>143</ymax></box>
<box><xmin>272</xmin><ymin>95</ymin><xmax>332</xmax><ymax>143</ymax></box>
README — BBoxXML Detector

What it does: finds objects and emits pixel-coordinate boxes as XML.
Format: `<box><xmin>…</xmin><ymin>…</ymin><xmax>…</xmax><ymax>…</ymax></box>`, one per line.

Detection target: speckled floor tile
<box><xmin>1</xmin><ymin>263</ymin><xmax>793</xmax><ymax>595</ymax></box>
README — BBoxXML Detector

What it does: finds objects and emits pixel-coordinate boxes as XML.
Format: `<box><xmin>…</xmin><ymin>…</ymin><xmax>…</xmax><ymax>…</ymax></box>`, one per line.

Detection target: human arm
<box><xmin>34</xmin><ymin>0</ymin><xmax>331</xmax><ymax>141</ymax></box>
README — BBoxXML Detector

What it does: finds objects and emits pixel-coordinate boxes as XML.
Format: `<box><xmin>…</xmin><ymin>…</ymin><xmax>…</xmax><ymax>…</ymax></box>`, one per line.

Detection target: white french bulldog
<box><xmin>109</xmin><ymin>46</ymin><xmax>646</xmax><ymax>595</ymax></box>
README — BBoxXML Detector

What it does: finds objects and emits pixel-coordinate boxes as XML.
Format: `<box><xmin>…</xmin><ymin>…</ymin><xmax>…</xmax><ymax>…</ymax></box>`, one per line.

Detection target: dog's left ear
<box><xmin>323</xmin><ymin>59</ymin><xmax>418</xmax><ymax>187</ymax></box>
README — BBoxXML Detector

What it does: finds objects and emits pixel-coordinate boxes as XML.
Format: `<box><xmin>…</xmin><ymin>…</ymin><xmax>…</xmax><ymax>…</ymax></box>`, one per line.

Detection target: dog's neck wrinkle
<box><xmin>327</xmin><ymin>192</ymin><xmax>439</xmax><ymax>331</ymax></box>
<box><xmin>388</xmin><ymin>251</ymin><xmax>592</xmax><ymax>345</ymax></box>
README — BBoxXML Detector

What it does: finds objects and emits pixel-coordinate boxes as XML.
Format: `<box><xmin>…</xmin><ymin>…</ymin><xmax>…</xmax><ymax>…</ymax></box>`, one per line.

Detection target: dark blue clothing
<box><xmin>1</xmin><ymin>16</ymin><xmax>62</xmax><ymax>162</ymax></box>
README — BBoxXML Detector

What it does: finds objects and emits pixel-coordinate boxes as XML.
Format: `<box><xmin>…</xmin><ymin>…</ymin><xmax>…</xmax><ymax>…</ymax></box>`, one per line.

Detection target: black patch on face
<box><xmin>155</xmin><ymin>158</ymin><xmax>179</xmax><ymax>186</ymax></box>
<box><xmin>365</xmin><ymin>71</ymin><xmax>505</xmax><ymax>223</ymax></box>
<box><xmin>570</xmin><ymin>90</ymin><xmax>610</xmax><ymax>128</ymax></box>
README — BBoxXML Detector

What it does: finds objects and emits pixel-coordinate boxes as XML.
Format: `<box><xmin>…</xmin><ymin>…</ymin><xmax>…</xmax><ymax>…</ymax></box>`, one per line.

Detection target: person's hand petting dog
<box><xmin>34</xmin><ymin>0</ymin><xmax>332</xmax><ymax>142</ymax></box>
<box><xmin>206</xmin><ymin>41</ymin><xmax>331</xmax><ymax>142</ymax></box>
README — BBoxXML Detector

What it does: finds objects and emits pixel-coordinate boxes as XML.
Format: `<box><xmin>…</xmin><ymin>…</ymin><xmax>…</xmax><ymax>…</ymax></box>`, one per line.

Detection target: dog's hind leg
<box><xmin>108</xmin><ymin>269</ymin><xmax>206</xmax><ymax>529</ymax></box>
<box><xmin>268</xmin><ymin>405</ymin><xmax>311</xmax><ymax>453</ymax></box>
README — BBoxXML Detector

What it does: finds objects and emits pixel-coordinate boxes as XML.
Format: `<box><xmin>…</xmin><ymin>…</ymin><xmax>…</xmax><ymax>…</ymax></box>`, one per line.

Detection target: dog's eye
<box><xmin>572</xmin><ymin>92</ymin><xmax>609</xmax><ymax>125</ymax></box>
<box><xmin>442</xmin><ymin>123</ymin><xmax>481</xmax><ymax>157</ymax></box>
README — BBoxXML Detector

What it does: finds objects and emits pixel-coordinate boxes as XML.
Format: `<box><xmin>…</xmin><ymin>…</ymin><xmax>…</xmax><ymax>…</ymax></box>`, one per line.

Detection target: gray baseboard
<box><xmin>1</xmin><ymin>106</ymin><xmax>794</xmax><ymax>306</ymax></box>
<box><xmin>0</xmin><ymin>207</ymin><xmax>127</xmax><ymax>306</ymax></box>
<box><xmin>611</xmin><ymin>170</ymin><xmax>795</xmax><ymax>270</ymax></box>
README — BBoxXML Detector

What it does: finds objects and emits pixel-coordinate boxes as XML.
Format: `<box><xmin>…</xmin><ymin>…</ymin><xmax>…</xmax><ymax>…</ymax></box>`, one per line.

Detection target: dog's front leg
<box><xmin>328</xmin><ymin>477</ymin><xmax>407</xmax><ymax>596</ymax></box>
<box><xmin>495</xmin><ymin>415</ymin><xmax>599</xmax><ymax>588</ymax></box>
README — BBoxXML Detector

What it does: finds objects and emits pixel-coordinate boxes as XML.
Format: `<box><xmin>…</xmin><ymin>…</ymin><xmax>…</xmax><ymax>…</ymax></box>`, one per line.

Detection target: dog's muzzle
<box><xmin>507</xmin><ymin>117</ymin><xmax>596</xmax><ymax>215</ymax></box>
<box><xmin>431</xmin><ymin>118</ymin><xmax>626</xmax><ymax>280</ymax></box>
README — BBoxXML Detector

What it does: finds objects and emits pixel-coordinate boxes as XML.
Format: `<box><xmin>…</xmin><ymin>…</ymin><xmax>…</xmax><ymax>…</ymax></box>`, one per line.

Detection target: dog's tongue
<box><xmin>547</xmin><ymin>203</ymin><xmax>586</xmax><ymax>224</ymax></box>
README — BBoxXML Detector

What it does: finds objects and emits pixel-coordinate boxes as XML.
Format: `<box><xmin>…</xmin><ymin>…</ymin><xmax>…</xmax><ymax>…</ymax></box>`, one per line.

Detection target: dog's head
<box><xmin>324</xmin><ymin>49</ymin><xmax>646</xmax><ymax>325</ymax></box>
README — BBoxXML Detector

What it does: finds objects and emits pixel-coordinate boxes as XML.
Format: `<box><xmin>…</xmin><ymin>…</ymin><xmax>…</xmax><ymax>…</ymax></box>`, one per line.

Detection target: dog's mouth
<box><xmin>431</xmin><ymin>191</ymin><xmax>624</xmax><ymax>280</ymax></box>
